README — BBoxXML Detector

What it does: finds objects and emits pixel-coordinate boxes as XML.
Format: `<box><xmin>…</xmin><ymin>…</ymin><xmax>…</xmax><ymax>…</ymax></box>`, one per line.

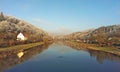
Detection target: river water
<box><xmin>1</xmin><ymin>42</ymin><xmax>120</xmax><ymax>72</ymax></box>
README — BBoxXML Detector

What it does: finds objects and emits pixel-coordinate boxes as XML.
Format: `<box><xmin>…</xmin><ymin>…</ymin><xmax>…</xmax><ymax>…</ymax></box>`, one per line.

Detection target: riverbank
<box><xmin>0</xmin><ymin>42</ymin><xmax>44</xmax><ymax>52</ymax></box>
<box><xmin>62</xmin><ymin>40</ymin><xmax>120</xmax><ymax>56</ymax></box>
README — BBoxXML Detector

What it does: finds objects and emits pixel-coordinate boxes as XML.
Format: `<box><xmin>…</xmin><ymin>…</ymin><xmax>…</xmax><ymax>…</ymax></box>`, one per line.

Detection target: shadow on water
<box><xmin>57</xmin><ymin>41</ymin><xmax>120</xmax><ymax>64</ymax></box>
<box><xmin>0</xmin><ymin>42</ymin><xmax>53</xmax><ymax>72</ymax></box>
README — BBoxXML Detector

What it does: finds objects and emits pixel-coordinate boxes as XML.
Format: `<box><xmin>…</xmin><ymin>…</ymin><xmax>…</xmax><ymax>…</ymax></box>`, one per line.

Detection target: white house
<box><xmin>17</xmin><ymin>32</ymin><xmax>27</xmax><ymax>41</ymax></box>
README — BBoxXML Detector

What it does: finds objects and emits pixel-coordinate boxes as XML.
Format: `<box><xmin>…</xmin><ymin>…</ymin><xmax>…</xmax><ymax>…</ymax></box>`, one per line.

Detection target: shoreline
<box><xmin>62</xmin><ymin>40</ymin><xmax>120</xmax><ymax>56</ymax></box>
<box><xmin>0</xmin><ymin>42</ymin><xmax>44</xmax><ymax>52</ymax></box>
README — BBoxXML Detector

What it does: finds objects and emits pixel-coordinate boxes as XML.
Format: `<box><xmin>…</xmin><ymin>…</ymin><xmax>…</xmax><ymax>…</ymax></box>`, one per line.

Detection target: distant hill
<box><xmin>0</xmin><ymin>12</ymin><xmax>52</xmax><ymax>47</ymax></box>
<box><xmin>58</xmin><ymin>25</ymin><xmax>120</xmax><ymax>47</ymax></box>
<box><xmin>57</xmin><ymin>29</ymin><xmax>93</xmax><ymax>40</ymax></box>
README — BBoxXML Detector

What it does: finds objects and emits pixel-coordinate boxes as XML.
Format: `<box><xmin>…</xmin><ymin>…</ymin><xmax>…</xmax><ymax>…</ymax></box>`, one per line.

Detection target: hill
<box><xmin>0</xmin><ymin>12</ymin><xmax>52</xmax><ymax>47</ymax></box>
<box><xmin>58</xmin><ymin>25</ymin><xmax>120</xmax><ymax>47</ymax></box>
<box><xmin>57</xmin><ymin>29</ymin><xmax>93</xmax><ymax>41</ymax></box>
<box><xmin>87</xmin><ymin>25</ymin><xmax>120</xmax><ymax>46</ymax></box>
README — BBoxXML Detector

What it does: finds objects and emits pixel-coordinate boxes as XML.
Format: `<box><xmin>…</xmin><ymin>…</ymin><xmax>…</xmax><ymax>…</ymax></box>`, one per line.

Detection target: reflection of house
<box><xmin>17</xmin><ymin>33</ymin><xmax>27</xmax><ymax>41</ymax></box>
<box><xmin>17</xmin><ymin>51</ymin><xmax>24</xmax><ymax>58</ymax></box>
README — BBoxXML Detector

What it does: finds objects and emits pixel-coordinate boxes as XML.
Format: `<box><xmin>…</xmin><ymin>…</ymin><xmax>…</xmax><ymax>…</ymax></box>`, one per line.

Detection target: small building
<box><xmin>17</xmin><ymin>32</ymin><xmax>27</xmax><ymax>41</ymax></box>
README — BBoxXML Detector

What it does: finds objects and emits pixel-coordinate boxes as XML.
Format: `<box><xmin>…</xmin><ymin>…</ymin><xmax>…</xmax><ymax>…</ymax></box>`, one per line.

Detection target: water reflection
<box><xmin>0</xmin><ymin>43</ymin><xmax>52</xmax><ymax>72</ymax></box>
<box><xmin>58</xmin><ymin>41</ymin><xmax>120</xmax><ymax>64</ymax></box>
<box><xmin>1</xmin><ymin>41</ymin><xmax>120</xmax><ymax>72</ymax></box>
<box><xmin>17</xmin><ymin>51</ymin><xmax>24</xmax><ymax>58</ymax></box>
<box><xmin>88</xmin><ymin>50</ymin><xmax>120</xmax><ymax>64</ymax></box>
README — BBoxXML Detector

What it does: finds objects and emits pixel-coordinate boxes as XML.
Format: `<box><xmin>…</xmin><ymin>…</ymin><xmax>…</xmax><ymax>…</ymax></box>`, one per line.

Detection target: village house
<box><xmin>17</xmin><ymin>32</ymin><xmax>27</xmax><ymax>41</ymax></box>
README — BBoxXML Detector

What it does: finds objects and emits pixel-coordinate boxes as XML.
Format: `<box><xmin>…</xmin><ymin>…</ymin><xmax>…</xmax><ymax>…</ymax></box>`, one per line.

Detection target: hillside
<box><xmin>58</xmin><ymin>25</ymin><xmax>120</xmax><ymax>47</ymax></box>
<box><xmin>87</xmin><ymin>25</ymin><xmax>120</xmax><ymax>46</ymax></box>
<box><xmin>57</xmin><ymin>29</ymin><xmax>93</xmax><ymax>41</ymax></box>
<box><xmin>0</xmin><ymin>12</ymin><xmax>52</xmax><ymax>47</ymax></box>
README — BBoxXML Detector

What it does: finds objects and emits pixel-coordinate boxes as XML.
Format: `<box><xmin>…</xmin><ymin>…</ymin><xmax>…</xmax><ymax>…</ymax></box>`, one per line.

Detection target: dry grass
<box><xmin>65</xmin><ymin>40</ymin><xmax>120</xmax><ymax>56</ymax></box>
<box><xmin>0</xmin><ymin>42</ymin><xmax>44</xmax><ymax>52</ymax></box>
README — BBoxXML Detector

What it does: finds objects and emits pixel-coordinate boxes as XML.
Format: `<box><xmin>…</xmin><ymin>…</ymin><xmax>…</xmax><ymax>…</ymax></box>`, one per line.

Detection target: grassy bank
<box><xmin>0</xmin><ymin>42</ymin><xmax>44</xmax><ymax>52</ymax></box>
<box><xmin>64</xmin><ymin>40</ymin><xmax>120</xmax><ymax>56</ymax></box>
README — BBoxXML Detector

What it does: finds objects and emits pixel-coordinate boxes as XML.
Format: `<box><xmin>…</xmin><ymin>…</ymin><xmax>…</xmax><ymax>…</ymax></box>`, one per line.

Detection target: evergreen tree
<box><xmin>0</xmin><ymin>12</ymin><xmax>4</xmax><ymax>21</ymax></box>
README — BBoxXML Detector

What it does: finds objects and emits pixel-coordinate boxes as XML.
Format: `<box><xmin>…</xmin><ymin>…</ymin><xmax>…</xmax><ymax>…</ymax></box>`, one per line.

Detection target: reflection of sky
<box><xmin>31</xmin><ymin>43</ymin><xmax>89</xmax><ymax>62</ymax></box>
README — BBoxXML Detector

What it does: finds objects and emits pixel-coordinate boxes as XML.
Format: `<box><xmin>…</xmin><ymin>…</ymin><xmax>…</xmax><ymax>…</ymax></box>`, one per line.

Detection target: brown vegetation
<box><xmin>57</xmin><ymin>25</ymin><xmax>120</xmax><ymax>48</ymax></box>
<box><xmin>0</xmin><ymin>12</ymin><xmax>52</xmax><ymax>47</ymax></box>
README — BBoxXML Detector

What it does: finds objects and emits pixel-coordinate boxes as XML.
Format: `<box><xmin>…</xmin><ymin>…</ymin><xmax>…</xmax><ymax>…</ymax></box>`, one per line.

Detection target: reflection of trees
<box><xmin>58</xmin><ymin>41</ymin><xmax>120</xmax><ymax>64</ymax></box>
<box><xmin>88</xmin><ymin>50</ymin><xmax>120</xmax><ymax>64</ymax></box>
<box><xmin>57</xmin><ymin>41</ymin><xmax>88</xmax><ymax>51</ymax></box>
<box><xmin>0</xmin><ymin>43</ymin><xmax>52</xmax><ymax>72</ymax></box>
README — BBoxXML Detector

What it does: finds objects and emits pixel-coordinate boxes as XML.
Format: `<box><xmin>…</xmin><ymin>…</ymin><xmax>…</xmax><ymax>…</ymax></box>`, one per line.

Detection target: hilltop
<box><xmin>0</xmin><ymin>12</ymin><xmax>52</xmax><ymax>47</ymax></box>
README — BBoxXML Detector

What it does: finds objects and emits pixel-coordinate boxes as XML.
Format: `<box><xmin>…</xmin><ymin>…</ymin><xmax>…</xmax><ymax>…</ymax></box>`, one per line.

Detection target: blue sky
<box><xmin>0</xmin><ymin>0</ymin><xmax>120</xmax><ymax>34</ymax></box>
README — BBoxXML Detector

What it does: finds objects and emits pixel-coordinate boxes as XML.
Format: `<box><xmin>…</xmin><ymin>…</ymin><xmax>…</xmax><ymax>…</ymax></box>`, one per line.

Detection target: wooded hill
<box><xmin>58</xmin><ymin>25</ymin><xmax>120</xmax><ymax>47</ymax></box>
<box><xmin>0</xmin><ymin>12</ymin><xmax>52</xmax><ymax>47</ymax></box>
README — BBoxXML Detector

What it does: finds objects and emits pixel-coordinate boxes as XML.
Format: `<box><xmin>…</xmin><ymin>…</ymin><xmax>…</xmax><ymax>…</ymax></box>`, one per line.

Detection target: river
<box><xmin>1</xmin><ymin>42</ymin><xmax>120</xmax><ymax>72</ymax></box>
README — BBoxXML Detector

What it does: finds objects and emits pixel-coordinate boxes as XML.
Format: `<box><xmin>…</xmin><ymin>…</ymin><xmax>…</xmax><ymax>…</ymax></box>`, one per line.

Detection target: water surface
<box><xmin>1</xmin><ymin>43</ymin><xmax>120</xmax><ymax>72</ymax></box>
